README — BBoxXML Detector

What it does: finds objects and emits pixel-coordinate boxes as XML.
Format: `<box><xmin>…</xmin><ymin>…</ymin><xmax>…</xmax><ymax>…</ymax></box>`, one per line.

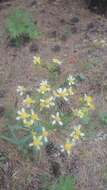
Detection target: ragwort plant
<box><xmin>6</xmin><ymin>9</ymin><xmax>40</xmax><ymax>46</ymax></box>
<box><xmin>15</xmin><ymin>56</ymin><xmax>95</xmax><ymax>157</ymax></box>
<box><xmin>1</xmin><ymin>56</ymin><xmax>95</xmax><ymax>159</ymax></box>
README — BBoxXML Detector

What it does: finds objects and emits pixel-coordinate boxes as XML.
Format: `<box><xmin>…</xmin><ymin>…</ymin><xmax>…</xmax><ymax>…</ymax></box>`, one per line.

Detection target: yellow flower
<box><xmin>67</xmin><ymin>75</ymin><xmax>76</xmax><ymax>86</ymax></box>
<box><xmin>23</xmin><ymin>119</ymin><xmax>33</xmax><ymax>127</ymax></box>
<box><xmin>30</xmin><ymin>110</ymin><xmax>39</xmax><ymax>121</ymax></box>
<box><xmin>84</xmin><ymin>95</ymin><xmax>95</xmax><ymax>110</ymax></box>
<box><xmin>33</xmin><ymin>56</ymin><xmax>41</xmax><ymax>65</ymax></box>
<box><xmin>16</xmin><ymin>108</ymin><xmax>30</xmax><ymax>121</ymax></box>
<box><xmin>54</xmin><ymin>88</ymin><xmax>69</xmax><ymax>101</ymax></box>
<box><xmin>61</xmin><ymin>139</ymin><xmax>74</xmax><ymax>155</ymax></box>
<box><xmin>40</xmin><ymin>96</ymin><xmax>55</xmax><ymax>110</ymax></box>
<box><xmin>37</xmin><ymin>80</ymin><xmax>51</xmax><ymax>94</ymax></box>
<box><xmin>23</xmin><ymin>95</ymin><xmax>35</xmax><ymax>107</ymax></box>
<box><xmin>16</xmin><ymin>86</ymin><xmax>26</xmax><ymax>96</ymax></box>
<box><xmin>41</xmin><ymin>127</ymin><xmax>48</xmax><ymax>142</ymax></box>
<box><xmin>71</xmin><ymin>125</ymin><xmax>84</xmax><ymax>141</ymax></box>
<box><xmin>29</xmin><ymin>136</ymin><xmax>43</xmax><ymax>150</ymax></box>
<box><xmin>52</xmin><ymin>58</ymin><xmax>62</xmax><ymax>65</ymax></box>
<box><xmin>51</xmin><ymin>112</ymin><xmax>63</xmax><ymax>126</ymax></box>
<box><xmin>74</xmin><ymin>108</ymin><xmax>88</xmax><ymax>118</ymax></box>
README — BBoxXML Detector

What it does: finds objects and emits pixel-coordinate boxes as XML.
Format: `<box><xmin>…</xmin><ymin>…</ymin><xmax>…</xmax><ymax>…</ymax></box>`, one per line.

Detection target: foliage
<box><xmin>6</xmin><ymin>9</ymin><xmax>39</xmax><ymax>46</ymax></box>
<box><xmin>99</xmin><ymin>112</ymin><xmax>107</xmax><ymax>125</ymax></box>
<box><xmin>46</xmin><ymin>176</ymin><xmax>76</xmax><ymax>190</ymax></box>
<box><xmin>0</xmin><ymin>56</ymin><xmax>95</xmax><ymax>159</ymax></box>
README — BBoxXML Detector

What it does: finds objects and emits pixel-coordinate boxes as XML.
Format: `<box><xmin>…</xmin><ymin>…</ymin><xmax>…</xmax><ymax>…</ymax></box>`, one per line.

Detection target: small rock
<box><xmin>70</xmin><ymin>16</ymin><xmax>80</xmax><ymax>24</ymax></box>
<box><xmin>51</xmin><ymin>45</ymin><xmax>61</xmax><ymax>52</ymax></box>
<box><xmin>0</xmin><ymin>105</ymin><xmax>5</xmax><ymax>117</ymax></box>
<box><xmin>30</xmin><ymin>42</ymin><xmax>39</xmax><ymax>52</ymax></box>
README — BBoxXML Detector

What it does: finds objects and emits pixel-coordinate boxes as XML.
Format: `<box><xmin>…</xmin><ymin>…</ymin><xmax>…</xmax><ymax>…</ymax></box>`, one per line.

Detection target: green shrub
<box><xmin>6</xmin><ymin>9</ymin><xmax>39</xmax><ymax>45</ymax></box>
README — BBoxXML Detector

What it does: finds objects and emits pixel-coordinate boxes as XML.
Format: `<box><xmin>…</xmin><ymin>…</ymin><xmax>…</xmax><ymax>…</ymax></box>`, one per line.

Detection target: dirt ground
<box><xmin>0</xmin><ymin>0</ymin><xmax>107</xmax><ymax>189</ymax></box>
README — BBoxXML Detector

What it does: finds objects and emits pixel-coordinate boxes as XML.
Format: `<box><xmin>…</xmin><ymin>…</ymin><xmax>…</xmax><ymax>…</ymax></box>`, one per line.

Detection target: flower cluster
<box><xmin>15</xmin><ymin>56</ymin><xmax>95</xmax><ymax>156</ymax></box>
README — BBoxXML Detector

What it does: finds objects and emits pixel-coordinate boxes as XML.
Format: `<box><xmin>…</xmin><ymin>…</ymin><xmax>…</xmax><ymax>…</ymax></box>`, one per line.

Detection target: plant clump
<box><xmin>16</xmin><ymin>56</ymin><xmax>95</xmax><ymax>156</ymax></box>
<box><xmin>0</xmin><ymin>56</ymin><xmax>95</xmax><ymax>160</ymax></box>
<box><xmin>6</xmin><ymin>8</ymin><xmax>40</xmax><ymax>46</ymax></box>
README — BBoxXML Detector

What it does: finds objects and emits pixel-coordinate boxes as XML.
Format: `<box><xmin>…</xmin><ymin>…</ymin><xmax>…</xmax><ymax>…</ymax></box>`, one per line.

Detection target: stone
<box><xmin>70</xmin><ymin>16</ymin><xmax>80</xmax><ymax>24</ymax></box>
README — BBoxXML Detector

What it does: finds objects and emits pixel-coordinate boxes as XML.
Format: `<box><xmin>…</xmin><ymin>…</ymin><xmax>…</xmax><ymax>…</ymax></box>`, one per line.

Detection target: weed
<box><xmin>46</xmin><ymin>176</ymin><xmax>76</xmax><ymax>190</ymax></box>
<box><xmin>0</xmin><ymin>56</ymin><xmax>95</xmax><ymax>160</ymax></box>
<box><xmin>99</xmin><ymin>112</ymin><xmax>107</xmax><ymax>125</ymax></box>
<box><xmin>6</xmin><ymin>9</ymin><xmax>40</xmax><ymax>46</ymax></box>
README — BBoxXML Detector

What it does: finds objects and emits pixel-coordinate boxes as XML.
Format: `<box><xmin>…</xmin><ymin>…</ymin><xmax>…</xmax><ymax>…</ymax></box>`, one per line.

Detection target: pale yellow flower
<box><xmin>67</xmin><ymin>75</ymin><xmax>76</xmax><ymax>86</ymax></box>
<box><xmin>52</xmin><ymin>58</ymin><xmax>62</xmax><ymax>65</ymax></box>
<box><xmin>61</xmin><ymin>139</ymin><xmax>74</xmax><ymax>155</ymax></box>
<box><xmin>23</xmin><ymin>95</ymin><xmax>35</xmax><ymax>107</ymax></box>
<box><xmin>23</xmin><ymin>119</ymin><xmax>33</xmax><ymax>127</ymax></box>
<box><xmin>54</xmin><ymin>88</ymin><xmax>69</xmax><ymax>101</ymax></box>
<box><xmin>51</xmin><ymin>112</ymin><xmax>63</xmax><ymax>126</ymax></box>
<box><xmin>29</xmin><ymin>136</ymin><xmax>43</xmax><ymax>150</ymax></box>
<box><xmin>84</xmin><ymin>94</ymin><xmax>95</xmax><ymax>110</ymax></box>
<box><xmin>30</xmin><ymin>110</ymin><xmax>39</xmax><ymax>121</ymax></box>
<box><xmin>74</xmin><ymin>108</ymin><xmax>88</xmax><ymax>118</ymax></box>
<box><xmin>40</xmin><ymin>96</ymin><xmax>55</xmax><ymax>110</ymax></box>
<box><xmin>37</xmin><ymin>80</ymin><xmax>51</xmax><ymax>94</ymax></box>
<box><xmin>16</xmin><ymin>86</ymin><xmax>26</xmax><ymax>96</ymax></box>
<box><xmin>16</xmin><ymin>108</ymin><xmax>30</xmax><ymax>121</ymax></box>
<box><xmin>70</xmin><ymin>125</ymin><xmax>84</xmax><ymax>141</ymax></box>
<box><xmin>33</xmin><ymin>56</ymin><xmax>41</xmax><ymax>65</ymax></box>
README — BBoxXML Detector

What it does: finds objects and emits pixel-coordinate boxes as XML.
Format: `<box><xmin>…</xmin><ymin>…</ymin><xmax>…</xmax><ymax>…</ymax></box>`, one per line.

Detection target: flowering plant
<box><xmin>14</xmin><ymin>56</ymin><xmax>95</xmax><ymax>157</ymax></box>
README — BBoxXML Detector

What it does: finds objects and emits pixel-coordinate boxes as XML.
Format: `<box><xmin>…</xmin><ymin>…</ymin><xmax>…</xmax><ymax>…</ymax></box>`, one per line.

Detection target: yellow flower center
<box><xmin>40</xmin><ymin>98</ymin><xmax>54</xmax><ymax>109</ymax></box>
<box><xmin>20</xmin><ymin>112</ymin><xmax>29</xmax><ymax>119</ymax></box>
<box><xmin>42</xmin><ymin>130</ymin><xmax>48</xmax><ymax>137</ymax></box>
<box><xmin>39</xmin><ymin>85</ymin><xmax>50</xmax><ymax>93</ymax></box>
<box><xmin>33</xmin><ymin>139</ymin><xmax>41</xmax><ymax>146</ymax></box>
<box><xmin>64</xmin><ymin>143</ymin><xmax>72</xmax><ymax>151</ymax></box>
<box><xmin>31</xmin><ymin>113</ymin><xmax>39</xmax><ymax>121</ymax></box>
<box><xmin>73</xmin><ymin>129</ymin><xmax>81</xmax><ymax>140</ymax></box>
<box><xmin>24</xmin><ymin>97</ymin><xmax>34</xmax><ymax>105</ymax></box>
